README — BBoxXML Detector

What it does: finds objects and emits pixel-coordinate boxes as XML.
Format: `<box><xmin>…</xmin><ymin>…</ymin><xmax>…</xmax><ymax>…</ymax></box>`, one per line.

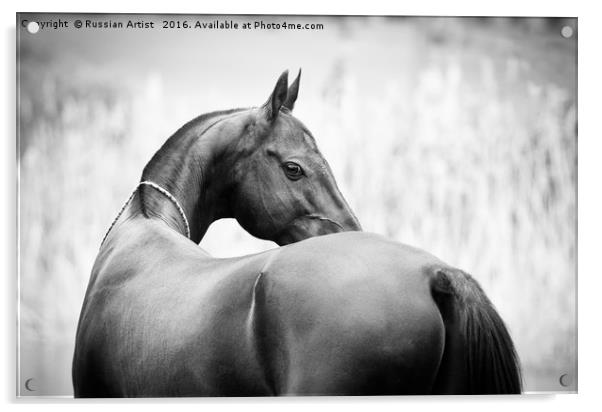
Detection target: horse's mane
<box><xmin>139</xmin><ymin>107</ymin><xmax>251</xmax><ymax>218</ymax></box>
<box><xmin>172</xmin><ymin>107</ymin><xmax>251</xmax><ymax>138</ymax></box>
<box><xmin>142</xmin><ymin>107</ymin><xmax>249</xmax><ymax>174</ymax></box>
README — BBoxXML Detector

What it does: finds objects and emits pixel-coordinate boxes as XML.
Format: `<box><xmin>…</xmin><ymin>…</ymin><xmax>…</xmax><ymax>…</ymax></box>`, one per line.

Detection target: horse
<box><xmin>72</xmin><ymin>70</ymin><xmax>522</xmax><ymax>397</ymax></box>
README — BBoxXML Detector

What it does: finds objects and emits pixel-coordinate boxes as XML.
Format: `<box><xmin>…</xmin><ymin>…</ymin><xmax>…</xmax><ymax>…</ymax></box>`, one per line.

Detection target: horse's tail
<box><xmin>430</xmin><ymin>267</ymin><xmax>522</xmax><ymax>394</ymax></box>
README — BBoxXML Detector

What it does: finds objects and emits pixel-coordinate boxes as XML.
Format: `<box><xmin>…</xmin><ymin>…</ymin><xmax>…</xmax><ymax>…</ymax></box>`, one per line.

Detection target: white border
<box><xmin>3</xmin><ymin>0</ymin><xmax>600</xmax><ymax>411</ymax></box>
<box><xmin>0</xmin><ymin>0</ymin><xmax>585</xmax><ymax>16</ymax></box>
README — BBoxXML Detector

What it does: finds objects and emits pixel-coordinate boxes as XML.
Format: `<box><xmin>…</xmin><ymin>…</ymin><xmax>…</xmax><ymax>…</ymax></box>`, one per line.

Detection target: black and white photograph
<box><xmin>16</xmin><ymin>13</ymin><xmax>577</xmax><ymax>398</ymax></box>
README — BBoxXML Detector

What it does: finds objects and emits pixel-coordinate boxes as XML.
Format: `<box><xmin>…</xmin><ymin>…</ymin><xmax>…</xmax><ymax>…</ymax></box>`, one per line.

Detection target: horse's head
<box><xmin>224</xmin><ymin>70</ymin><xmax>361</xmax><ymax>245</ymax></box>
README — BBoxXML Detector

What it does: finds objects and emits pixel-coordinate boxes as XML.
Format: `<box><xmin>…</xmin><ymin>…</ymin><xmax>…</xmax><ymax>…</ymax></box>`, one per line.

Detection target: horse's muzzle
<box><xmin>275</xmin><ymin>213</ymin><xmax>361</xmax><ymax>246</ymax></box>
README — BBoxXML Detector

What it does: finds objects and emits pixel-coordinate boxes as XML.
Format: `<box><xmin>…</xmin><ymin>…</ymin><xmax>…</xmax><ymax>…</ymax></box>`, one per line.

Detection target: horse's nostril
<box><xmin>345</xmin><ymin>217</ymin><xmax>362</xmax><ymax>231</ymax></box>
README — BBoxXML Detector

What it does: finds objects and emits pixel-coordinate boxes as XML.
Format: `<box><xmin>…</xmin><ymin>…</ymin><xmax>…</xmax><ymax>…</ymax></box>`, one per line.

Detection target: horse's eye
<box><xmin>283</xmin><ymin>162</ymin><xmax>304</xmax><ymax>180</ymax></box>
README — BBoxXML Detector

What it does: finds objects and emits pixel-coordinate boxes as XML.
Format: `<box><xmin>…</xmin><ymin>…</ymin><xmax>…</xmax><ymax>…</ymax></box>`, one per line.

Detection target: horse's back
<box><xmin>252</xmin><ymin>232</ymin><xmax>448</xmax><ymax>395</ymax></box>
<box><xmin>74</xmin><ymin>228</ymin><xmax>450</xmax><ymax>396</ymax></box>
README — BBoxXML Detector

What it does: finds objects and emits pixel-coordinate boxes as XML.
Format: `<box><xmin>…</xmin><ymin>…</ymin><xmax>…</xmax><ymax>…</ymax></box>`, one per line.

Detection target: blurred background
<box><xmin>17</xmin><ymin>14</ymin><xmax>576</xmax><ymax>396</ymax></box>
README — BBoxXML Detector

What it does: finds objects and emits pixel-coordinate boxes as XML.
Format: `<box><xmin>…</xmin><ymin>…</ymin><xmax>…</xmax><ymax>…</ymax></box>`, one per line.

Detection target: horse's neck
<box><xmin>135</xmin><ymin>121</ymin><xmax>231</xmax><ymax>243</ymax></box>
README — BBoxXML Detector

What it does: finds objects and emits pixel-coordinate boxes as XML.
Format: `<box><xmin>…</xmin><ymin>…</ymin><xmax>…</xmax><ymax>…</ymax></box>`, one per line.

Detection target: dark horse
<box><xmin>73</xmin><ymin>71</ymin><xmax>521</xmax><ymax>397</ymax></box>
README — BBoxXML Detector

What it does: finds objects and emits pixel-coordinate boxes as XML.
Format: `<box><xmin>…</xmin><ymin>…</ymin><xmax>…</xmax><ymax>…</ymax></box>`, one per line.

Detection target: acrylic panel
<box><xmin>17</xmin><ymin>13</ymin><xmax>577</xmax><ymax>397</ymax></box>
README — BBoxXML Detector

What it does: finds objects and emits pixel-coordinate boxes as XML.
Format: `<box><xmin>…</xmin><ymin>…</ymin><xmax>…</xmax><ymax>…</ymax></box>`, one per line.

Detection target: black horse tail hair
<box><xmin>430</xmin><ymin>267</ymin><xmax>522</xmax><ymax>394</ymax></box>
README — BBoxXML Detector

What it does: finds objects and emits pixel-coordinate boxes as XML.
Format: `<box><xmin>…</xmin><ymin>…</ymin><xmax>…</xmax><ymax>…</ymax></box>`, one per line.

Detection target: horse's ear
<box><xmin>283</xmin><ymin>69</ymin><xmax>301</xmax><ymax>112</ymax></box>
<box><xmin>263</xmin><ymin>70</ymin><xmax>289</xmax><ymax>121</ymax></box>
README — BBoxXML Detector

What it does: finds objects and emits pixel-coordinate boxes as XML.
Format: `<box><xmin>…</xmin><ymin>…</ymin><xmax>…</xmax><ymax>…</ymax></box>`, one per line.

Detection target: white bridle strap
<box><xmin>139</xmin><ymin>181</ymin><xmax>191</xmax><ymax>239</ymax></box>
<box><xmin>100</xmin><ymin>181</ymin><xmax>191</xmax><ymax>248</ymax></box>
